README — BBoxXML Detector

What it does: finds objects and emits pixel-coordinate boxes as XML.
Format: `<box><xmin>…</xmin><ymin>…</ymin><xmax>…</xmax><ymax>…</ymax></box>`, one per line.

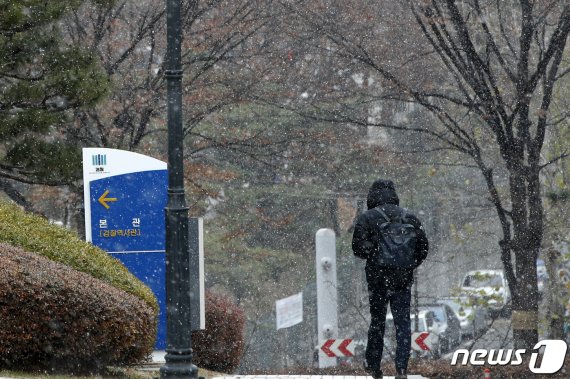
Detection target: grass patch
<box><xmin>0</xmin><ymin>368</ymin><xmax>148</xmax><ymax>379</ymax></box>
<box><xmin>0</xmin><ymin>201</ymin><xmax>157</xmax><ymax>312</ymax></box>
<box><xmin>0</xmin><ymin>367</ymin><xmax>226</xmax><ymax>379</ymax></box>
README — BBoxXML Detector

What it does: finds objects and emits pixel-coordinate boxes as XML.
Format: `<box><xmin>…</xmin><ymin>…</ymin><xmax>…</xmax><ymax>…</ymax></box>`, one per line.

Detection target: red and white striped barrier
<box><xmin>320</xmin><ymin>338</ymin><xmax>355</xmax><ymax>357</ymax></box>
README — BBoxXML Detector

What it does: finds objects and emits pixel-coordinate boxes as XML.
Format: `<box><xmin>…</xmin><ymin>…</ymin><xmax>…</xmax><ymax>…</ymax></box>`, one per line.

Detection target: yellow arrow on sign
<box><xmin>98</xmin><ymin>190</ymin><xmax>118</xmax><ymax>209</ymax></box>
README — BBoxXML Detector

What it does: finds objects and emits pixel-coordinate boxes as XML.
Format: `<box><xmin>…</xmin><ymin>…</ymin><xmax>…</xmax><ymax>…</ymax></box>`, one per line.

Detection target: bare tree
<box><xmin>57</xmin><ymin>0</ymin><xmax>308</xmax><ymax>207</ymax></box>
<box><xmin>281</xmin><ymin>0</ymin><xmax>570</xmax><ymax>349</ymax></box>
<box><xmin>63</xmin><ymin>0</ymin><xmax>271</xmax><ymax>149</ymax></box>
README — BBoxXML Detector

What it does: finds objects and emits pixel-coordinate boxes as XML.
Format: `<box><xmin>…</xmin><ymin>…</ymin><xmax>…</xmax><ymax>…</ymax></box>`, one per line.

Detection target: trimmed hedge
<box><xmin>0</xmin><ymin>201</ymin><xmax>248</xmax><ymax>372</ymax></box>
<box><xmin>0</xmin><ymin>201</ymin><xmax>157</xmax><ymax>313</ymax></box>
<box><xmin>193</xmin><ymin>291</ymin><xmax>245</xmax><ymax>373</ymax></box>
<box><xmin>0</xmin><ymin>243</ymin><xmax>156</xmax><ymax>371</ymax></box>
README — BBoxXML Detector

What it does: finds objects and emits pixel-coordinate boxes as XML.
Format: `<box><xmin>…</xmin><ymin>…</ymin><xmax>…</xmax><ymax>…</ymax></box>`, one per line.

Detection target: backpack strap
<box><xmin>375</xmin><ymin>207</ymin><xmax>408</xmax><ymax>224</ymax></box>
<box><xmin>399</xmin><ymin>208</ymin><xmax>408</xmax><ymax>224</ymax></box>
<box><xmin>373</xmin><ymin>207</ymin><xmax>391</xmax><ymax>222</ymax></box>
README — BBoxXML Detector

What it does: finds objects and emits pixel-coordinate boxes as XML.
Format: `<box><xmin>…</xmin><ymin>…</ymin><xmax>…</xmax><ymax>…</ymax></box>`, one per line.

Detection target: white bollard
<box><xmin>316</xmin><ymin>228</ymin><xmax>338</xmax><ymax>368</ymax></box>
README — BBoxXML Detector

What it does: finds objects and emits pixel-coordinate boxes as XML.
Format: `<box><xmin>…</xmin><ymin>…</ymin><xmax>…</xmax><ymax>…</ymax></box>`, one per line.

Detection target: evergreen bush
<box><xmin>0</xmin><ymin>243</ymin><xmax>155</xmax><ymax>372</ymax></box>
<box><xmin>193</xmin><ymin>291</ymin><xmax>245</xmax><ymax>373</ymax></box>
<box><xmin>0</xmin><ymin>201</ymin><xmax>158</xmax><ymax>372</ymax></box>
<box><xmin>0</xmin><ymin>201</ymin><xmax>157</xmax><ymax>312</ymax></box>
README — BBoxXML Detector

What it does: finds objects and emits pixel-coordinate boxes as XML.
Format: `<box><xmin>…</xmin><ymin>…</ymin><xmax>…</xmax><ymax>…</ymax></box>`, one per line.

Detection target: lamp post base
<box><xmin>159</xmin><ymin>348</ymin><xmax>198</xmax><ymax>379</ymax></box>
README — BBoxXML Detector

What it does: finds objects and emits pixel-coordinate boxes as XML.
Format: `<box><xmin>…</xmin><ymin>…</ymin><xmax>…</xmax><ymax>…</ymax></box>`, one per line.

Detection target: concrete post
<box><xmin>316</xmin><ymin>228</ymin><xmax>338</xmax><ymax>368</ymax></box>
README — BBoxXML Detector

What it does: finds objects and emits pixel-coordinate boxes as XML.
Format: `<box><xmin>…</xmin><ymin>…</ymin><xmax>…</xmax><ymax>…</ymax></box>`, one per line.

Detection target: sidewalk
<box><xmin>213</xmin><ymin>376</ymin><xmax>429</xmax><ymax>379</ymax></box>
<box><xmin>148</xmin><ymin>353</ymin><xmax>430</xmax><ymax>379</ymax></box>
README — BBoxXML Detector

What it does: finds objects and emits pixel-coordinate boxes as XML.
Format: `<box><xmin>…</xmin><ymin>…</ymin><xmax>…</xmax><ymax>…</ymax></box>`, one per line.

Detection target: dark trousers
<box><xmin>366</xmin><ymin>276</ymin><xmax>412</xmax><ymax>371</ymax></box>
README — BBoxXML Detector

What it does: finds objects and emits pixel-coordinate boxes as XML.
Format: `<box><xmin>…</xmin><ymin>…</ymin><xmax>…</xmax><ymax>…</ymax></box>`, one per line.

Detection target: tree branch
<box><xmin>539</xmin><ymin>152</ymin><xmax>569</xmax><ymax>171</ymax></box>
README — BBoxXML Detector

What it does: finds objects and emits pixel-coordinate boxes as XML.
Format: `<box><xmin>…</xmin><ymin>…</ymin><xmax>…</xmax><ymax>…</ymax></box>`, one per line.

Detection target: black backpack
<box><xmin>373</xmin><ymin>207</ymin><xmax>417</xmax><ymax>269</ymax></box>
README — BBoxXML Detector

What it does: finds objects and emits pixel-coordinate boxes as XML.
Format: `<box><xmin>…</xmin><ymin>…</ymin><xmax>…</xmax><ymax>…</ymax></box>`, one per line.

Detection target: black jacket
<box><xmin>352</xmin><ymin>179</ymin><xmax>429</xmax><ymax>289</ymax></box>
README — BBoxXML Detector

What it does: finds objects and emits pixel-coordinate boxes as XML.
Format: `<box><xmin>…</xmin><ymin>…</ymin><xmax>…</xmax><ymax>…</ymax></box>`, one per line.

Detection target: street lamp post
<box><xmin>160</xmin><ymin>0</ymin><xmax>198</xmax><ymax>378</ymax></box>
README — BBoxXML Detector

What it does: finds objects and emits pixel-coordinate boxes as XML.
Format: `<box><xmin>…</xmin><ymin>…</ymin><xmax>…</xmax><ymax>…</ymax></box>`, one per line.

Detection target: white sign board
<box><xmin>276</xmin><ymin>292</ymin><xmax>303</xmax><ymax>329</ymax></box>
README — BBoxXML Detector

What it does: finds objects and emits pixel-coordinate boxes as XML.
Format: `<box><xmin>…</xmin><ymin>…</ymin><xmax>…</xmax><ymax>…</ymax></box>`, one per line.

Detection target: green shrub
<box><xmin>192</xmin><ymin>291</ymin><xmax>245</xmax><ymax>373</ymax></box>
<box><xmin>0</xmin><ymin>243</ymin><xmax>156</xmax><ymax>372</ymax></box>
<box><xmin>0</xmin><ymin>201</ymin><xmax>157</xmax><ymax>313</ymax></box>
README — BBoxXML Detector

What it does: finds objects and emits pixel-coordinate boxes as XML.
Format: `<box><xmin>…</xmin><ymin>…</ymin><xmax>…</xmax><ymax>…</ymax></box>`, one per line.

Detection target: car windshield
<box><xmin>441</xmin><ymin>300</ymin><xmax>461</xmax><ymax>312</ymax></box>
<box><xmin>425</xmin><ymin>306</ymin><xmax>445</xmax><ymax>323</ymax></box>
<box><xmin>410</xmin><ymin>317</ymin><xmax>426</xmax><ymax>332</ymax></box>
<box><xmin>463</xmin><ymin>273</ymin><xmax>502</xmax><ymax>287</ymax></box>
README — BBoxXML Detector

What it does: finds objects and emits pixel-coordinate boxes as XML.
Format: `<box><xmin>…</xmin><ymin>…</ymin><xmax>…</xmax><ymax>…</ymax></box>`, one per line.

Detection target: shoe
<box><xmin>395</xmin><ymin>368</ymin><xmax>407</xmax><ymax>379</ymax></box>
<box><xmin>364</xmin><ymin>365</ymin><xmax>383</xmax><ymax>379</ymax></box>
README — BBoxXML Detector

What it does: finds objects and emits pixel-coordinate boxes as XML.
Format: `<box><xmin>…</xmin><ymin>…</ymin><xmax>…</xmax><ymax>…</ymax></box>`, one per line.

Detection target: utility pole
<box><xmin>160</xmin><ymin>0</ymin><xmax>198</xmax><ymax>378</ymax></box>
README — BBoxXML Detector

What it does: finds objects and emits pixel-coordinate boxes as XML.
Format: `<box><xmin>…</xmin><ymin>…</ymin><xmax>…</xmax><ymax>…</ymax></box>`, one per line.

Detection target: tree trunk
<box><xmin>545</xmin><ymin>248</ymin><xmax>566</xmax><ymax>340</ymax></box>
<box><xmin>328</xmin><ymin>198</ymin><xmax>341</xmax><ymax>236</ymax></box>
<box><xmin>508</xmin><ymin>167</ymin><xmax>542</xmax><ymax>350</ymax></box>
<box><xmin>511</xmin><ymin>255</ymin><xmax>539</xmax><ymax>350</ymax></box>
<box><xmin>0</xmin><ymin>179</ymin><xmax>42</xmax><ymax>215</ymax></box>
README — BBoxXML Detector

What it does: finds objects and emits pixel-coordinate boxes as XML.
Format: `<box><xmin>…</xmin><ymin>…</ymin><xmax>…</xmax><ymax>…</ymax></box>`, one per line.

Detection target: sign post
<box><xmin>412</xmin><ymin>332</ymin><xmax>435</xmax><ymax>352</ymax></box>
<box><xmin>82</xmin><ymin>148</ymin><xmax>204</xmax><ymax>349</ymax></box>
<box><xmin>320</xmin><ymin>338</ymin><xmax>355</xmax><ymax>358</ymax></box>
<box><xmin>315</xmin><ymin>228</ymin><xmax>338</xmax><ymax>368</ymax></box>
<box><xmin>83</xmin><ymin>147</ymin><xmax>168</xmax><ymax>349</ymax></box>
<box><xmin>189</xmin><ymin>218</ymin><xmax>205</xmax><ymax>330</ymax></box>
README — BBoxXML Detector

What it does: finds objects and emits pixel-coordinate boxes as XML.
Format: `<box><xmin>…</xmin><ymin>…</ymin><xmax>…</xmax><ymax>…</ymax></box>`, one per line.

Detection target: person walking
<box><xmin>352</xmin><ymin>179</ymin><xmax>429</xmax><ymax>379</ymax></box>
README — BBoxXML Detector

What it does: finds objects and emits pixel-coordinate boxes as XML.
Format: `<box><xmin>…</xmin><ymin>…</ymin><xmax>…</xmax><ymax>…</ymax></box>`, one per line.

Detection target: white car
<box><xmin>460</xmin><ymin>270</ymin><xmax>510</xmax><ymax>316</ymax></box>
<box><xmin>385</xmin><ymin>310</ymin><xmax>442</xmax><ymax>359</ymax></box>
<box><xmin>437</xmin><ymin>297</ymin><xmax>489</xmax><ymax>339</ymax></box>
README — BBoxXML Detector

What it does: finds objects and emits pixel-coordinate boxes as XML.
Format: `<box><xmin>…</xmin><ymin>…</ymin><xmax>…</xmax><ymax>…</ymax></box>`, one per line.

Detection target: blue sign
<box><xmin>83</xmin><ymin>148</ymin><xmax>168</xmax><ymax>350</ymax></box>
<box><xmin>89</xmin><ymin>170</ymin><xmax>167</xmax><ymax>252</ymax></box>
<box><xmin>109</xmin><ymin>252</ymin><xmax>166</xmax><ymax>350</ymax></box>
